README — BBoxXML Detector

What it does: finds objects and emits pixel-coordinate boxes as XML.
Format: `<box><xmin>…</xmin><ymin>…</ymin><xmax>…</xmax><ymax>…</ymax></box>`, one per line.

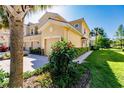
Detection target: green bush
<box><xmin>23</xmin><ymin>53</ymin><xmax>28</xmax><ymax>56</ymax></box>
<box><xmin>23</xmin><ymin>62</ymin><xmax>85</xmax><ymax>87</ymax></box>
<box><xmin>23</xmin><ymin>63</ymin><xmax>51</xmax><ymax>79</ymax></box>
<box><xmin>49</xmin><ymin>41</ymin><xmax>82</xmax><ymax>87</ymax></box>
<box><xmin>0</xmin><ymin>53</ymin><xmax>10</xmax><ymax>60</ymax></box>
<box><xmin>0</xmin><ymin>69</ymin><xmax>9</xmax><ymax>88</ymax></box>
<box><xmin>30</xmin><ymin>47</ymin><xmax>44</xmax><ymax>55</ymax></box>
<box><xmin>74</xmin><ymin>47</ymin><xmax>88</xmax><ymax>58</ymax></box>
<box><xmin>23</xmin><ymin>71</ymin><xmax>35</xmax><ymax>79</ymax></box>
<box><xmin>35</xmin><ymin>72</ymin><xmax>53</xmax><ymax>88</ymax></box>
<box><xmin>0</xmin><ymin>52</ymin><xmax>27</xmax><ymax>60</ymax></box>
<box><xmin>49</xmin><ymin>41</ymin><xmax>77</xmax><ymax>73</ymax></box>
<box><xmin>33</xmin><ymin>63</ymin><xmax>50</xmax><ymax>76</ymax></box>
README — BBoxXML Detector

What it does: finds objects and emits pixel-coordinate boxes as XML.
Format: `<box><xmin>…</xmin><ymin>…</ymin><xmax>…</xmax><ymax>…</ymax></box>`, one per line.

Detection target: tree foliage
<box><xmin>115</xmin><ymin>24</ymin><xmax>124</xmax><ymax>48</ymax></box>
<box><xmin>91</xmin><ymin>27</ymin><xmax>110</xmax><ymax>49</ymax></box>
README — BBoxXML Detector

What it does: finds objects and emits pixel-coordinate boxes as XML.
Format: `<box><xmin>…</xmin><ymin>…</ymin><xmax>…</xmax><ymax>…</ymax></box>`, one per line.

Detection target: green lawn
<box><xmin>83</xmin><ymin>49</ymin><xmax>124</xmax><ymax>88</ymax></box>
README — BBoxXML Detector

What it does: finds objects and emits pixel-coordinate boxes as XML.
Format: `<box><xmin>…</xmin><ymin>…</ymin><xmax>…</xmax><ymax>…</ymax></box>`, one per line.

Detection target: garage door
<box><xmin>44</xmin><ymin>38</ymin><xmax>60</xmax><ymax>55</ymax></box>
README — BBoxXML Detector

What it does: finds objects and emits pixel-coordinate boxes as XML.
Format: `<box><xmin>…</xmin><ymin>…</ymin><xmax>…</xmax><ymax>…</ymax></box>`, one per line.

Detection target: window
<box><xmin>31</xmin><ymin>29</ymin><xmax>33</xmax><ymax>35</ymax></box>
<box><xmin>35</xmin><ymin>26</ymin><xmax>38</xmax><ymax>35</ymax></box>
<box><xmin>74</xmin><ymin>24</ymin><xmax>80</xmax><ymax>28</ymax></box>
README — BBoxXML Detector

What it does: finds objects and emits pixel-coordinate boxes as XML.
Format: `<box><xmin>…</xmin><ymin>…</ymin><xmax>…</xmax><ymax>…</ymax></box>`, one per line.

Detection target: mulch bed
<box><xmin>23</xmin><ymin>70</ymin><xmax>91</xmax><ymax>88</ymax></box>
<box><xmin>23</xmin><ymin>76</ymin><xmax>41</xmax><ymax>88</ymax></box>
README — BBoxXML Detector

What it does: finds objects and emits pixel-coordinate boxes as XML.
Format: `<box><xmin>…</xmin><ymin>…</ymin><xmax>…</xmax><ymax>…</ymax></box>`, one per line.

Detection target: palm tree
<box><xmin>0</xmin><ymin>5</ymin><xmax>51</xmax><ymax>88</ymax></box>
<box><xmin>116</xmin><ymin>24</ymin><xmax>124</xmax><ymax>48</ymax></box>
<box><xmin>92</xmin><ymin>27</ymin><xmax>106</xmax><ymax>49</ymax></box>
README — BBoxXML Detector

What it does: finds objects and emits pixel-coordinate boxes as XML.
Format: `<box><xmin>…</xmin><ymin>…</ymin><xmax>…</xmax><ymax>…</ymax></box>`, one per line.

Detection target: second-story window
<box><xmin>74</xmin><ymin>24</ymin><xmax>80</xmax><ymax>28</ymax></box>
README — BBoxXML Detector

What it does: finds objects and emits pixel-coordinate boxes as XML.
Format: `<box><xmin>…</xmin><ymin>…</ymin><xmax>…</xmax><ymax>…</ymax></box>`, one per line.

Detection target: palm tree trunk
<box><xmin>121</xmin><ymin>38</ymin><xmax>123</xmax><ymax>49</ymax></box>
<box><xmin>9</xmin><ymin>17</ymin><xmax>24</xmax><ymax>88</ymax></box>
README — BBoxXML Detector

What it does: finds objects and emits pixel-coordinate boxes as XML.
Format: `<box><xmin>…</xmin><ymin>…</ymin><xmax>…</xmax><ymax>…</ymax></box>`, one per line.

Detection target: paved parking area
<box><xmin>0</xmin><ymin>54</ymin><xmax>49</xmax><ymax>73</ymax></box>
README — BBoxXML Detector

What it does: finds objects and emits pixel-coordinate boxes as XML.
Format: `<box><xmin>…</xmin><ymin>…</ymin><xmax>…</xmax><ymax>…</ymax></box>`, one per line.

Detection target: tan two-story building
<box><xmin>24</xmin><ymin>12</ymin><xmax>90</xmax><ymax>55</ymax></box>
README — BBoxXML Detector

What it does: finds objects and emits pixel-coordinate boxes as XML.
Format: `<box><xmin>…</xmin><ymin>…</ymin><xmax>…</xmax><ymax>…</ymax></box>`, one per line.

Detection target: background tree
<box><xmin>0</xmin><ymin>5</ymin><xmax>51</xmax><ymax>88</ymax></box>
<box><xmin>91</xmin><ymin>27</ymin><xmax>110</xmax><ymax>49</ymax></box>
<box><xmin>116</xmin><ymin>24</ymin><xmax>124</xmax><ymax>48</ymax></box>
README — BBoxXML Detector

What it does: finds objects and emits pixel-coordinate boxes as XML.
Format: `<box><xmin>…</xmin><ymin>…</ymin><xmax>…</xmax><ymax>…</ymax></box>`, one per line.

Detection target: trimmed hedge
<box><xmin>30</xmin><ymin>47</ymin><xmax>44</xmax><ymax>55</ymax></box>
<box><xmin>75</xmin><ymin>47</ymin><xmax>89</xmax><ymax>58</ymax></box>
<box><xmin>23</xmin><ymin>63</ymin><xmax>51</xmax><ymax>79</ymax></box>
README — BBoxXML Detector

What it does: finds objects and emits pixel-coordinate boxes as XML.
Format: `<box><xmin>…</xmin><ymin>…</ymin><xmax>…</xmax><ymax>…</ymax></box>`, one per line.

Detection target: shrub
<box><xmin>23</xmin><ymin>71</ymin><xmax>35</xmax><ymax>79</ymax></box>
<box><xmin>67</xmin><ymin>63</ymin><xmax>81</xmax><ymax>87</ymax></box>
<box><xmin>74</xmin><ymin>47</ymin><xmax>88</xmax><ymax>58</ymax></box>
<box><xmin>0</xmin><ymin>52</ymin><xmax>28</xmax><ymax>60</ymax></box>
<box><xmin>23</xmin><ymin>63</ymin><xmax>51</xmax><ymax>79</ymax></box>
<box><xmin>0</xmin><ymin>53</ymin><xmax>10</xmax><ymax>60</ymax></box>
<box><xmin>49</xmin><ymin>41</ymin><xmax>77</xmax><ymax>74</ymax></box>
<box><xmin>30</xmin><ymin>47</ymin><xmax>44</xmax><ymax>55</ymax></box>
<box><xmin>35</xmin><ymin>72</ymin><xmax>53</xmax><ymax>88</ymax></box>
<box><xmin>33</xmin><ymin>63</ymin><xmax>51</xmax><ymax>75</ymax></box>
<box><xmin>23</xmin><ymin>62</ymin><xmax>85</xmax><ymax>88</ymax></box>
<box><xmin>4</xmin><ymin>53</ymin><xmax>10</xmax><ymax>58</ymax></box>
<box><xmin>93</xmin><ymin>46</ymin><xmax>100</xmax><ymax>50</ymax></box>
<box><xmin>0</xmin><ymin>69</ymin><xmax>9</xmax><ymax>88</ymax></box>
<box><xmin>49</xmin><ymin>41</ymin><xmax>81</xmax><ymax>87</ymax></box>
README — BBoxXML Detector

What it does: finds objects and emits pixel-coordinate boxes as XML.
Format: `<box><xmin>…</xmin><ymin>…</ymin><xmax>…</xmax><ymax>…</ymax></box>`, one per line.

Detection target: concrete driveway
<box><xmin>0</xmin><ymin>54</ymin><xmax>49</xmax><ymax>73</ymax></box>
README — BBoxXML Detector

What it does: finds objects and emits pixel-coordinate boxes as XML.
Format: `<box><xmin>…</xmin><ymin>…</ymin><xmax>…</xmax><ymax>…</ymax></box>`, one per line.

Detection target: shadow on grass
<box><xmin>83</xmin><ymin>50</ymin><xmax>124</xmax><ymax>88</ymax></box>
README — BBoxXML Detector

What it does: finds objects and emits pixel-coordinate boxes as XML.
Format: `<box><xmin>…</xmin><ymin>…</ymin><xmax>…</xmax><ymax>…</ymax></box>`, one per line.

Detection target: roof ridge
<box><xmin>69</xmin><ymin>18</ymin><xmax>84</xmax><ymax>22</ymax></box>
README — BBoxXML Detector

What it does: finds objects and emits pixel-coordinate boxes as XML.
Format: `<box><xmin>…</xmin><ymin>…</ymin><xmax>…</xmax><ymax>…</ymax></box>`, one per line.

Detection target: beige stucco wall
<box><xmin>24</xmin><ymin>12</ymin><xmax>92</xmax><ymax>55</ymax></box>
<box><xmin>24</xmin><ymin>35</ymin><xmax>41</xmax><ymax>50</ymax></box>
<box><xmin>41</xmin><ymin>23</ymin><xmax>82</xmax><ymax>47</ymax></box>
<box><xmin>82</xmin><ymin>20</ymin><xmax>90</xmax><ymax>38</ymax></box>
<box><xmin>65</xmin><ymin>28</ymin><xmax>82</xmax><ymax>48</ymax></box>
<box><xmin>40</xmin><ymin>23</ymin><xmax>64</xmax><ymax>49</ymax></box>
<box><xmin>69</xmin><ymin>19</ymin><xmax>90</xmax><ymax>47</ymax></box>
<box><xmin>24</xmin><ymin>21</ymin><xmax>83</xmax><ymax>54</ymax></box>
<box><xmin>82</xmin><ymin>20</ymin><xmax>90</xmax><ymax>47</ymax></box>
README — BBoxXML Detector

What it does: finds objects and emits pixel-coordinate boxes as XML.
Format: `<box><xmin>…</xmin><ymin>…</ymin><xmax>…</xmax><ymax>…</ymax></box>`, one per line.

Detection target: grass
<box><xmin>83</xmin><ymin>48</ymin><xmax>124</xmax><ymax>88</ymax></box>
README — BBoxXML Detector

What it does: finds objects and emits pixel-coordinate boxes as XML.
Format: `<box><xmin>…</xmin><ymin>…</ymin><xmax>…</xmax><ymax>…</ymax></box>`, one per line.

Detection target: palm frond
<box><xmin>0</xmin><ymin>5</ymin><xmax>52</xmax><ymax>29</ymax></box>
<box><xmin>26</xmin><ymin>5</ymin><xmax>52</xmax><ymax>17</ymax></box>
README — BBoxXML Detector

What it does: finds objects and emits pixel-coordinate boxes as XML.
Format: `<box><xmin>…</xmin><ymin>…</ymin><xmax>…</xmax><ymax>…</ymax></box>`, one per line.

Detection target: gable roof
<box><xmin>38</xmin><ymin>18</ymin><xmax>83</xmax><ymax>37</ymax></box>
<box><xmin>69</xmin><ymin>18</ymin><xmax>84</xmax><ymax>23</ymax></box>
<box><xmin>39</xmin><ymin>12</ymin><xmax>67</xmax><ymax>23</ymax></box>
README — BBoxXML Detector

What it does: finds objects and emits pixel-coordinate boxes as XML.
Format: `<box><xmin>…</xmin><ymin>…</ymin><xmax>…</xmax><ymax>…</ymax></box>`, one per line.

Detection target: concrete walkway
<box><xmin>74</xmin><ymin>51</ymin><xmax>93</xmax><ymax>64</ymax></box>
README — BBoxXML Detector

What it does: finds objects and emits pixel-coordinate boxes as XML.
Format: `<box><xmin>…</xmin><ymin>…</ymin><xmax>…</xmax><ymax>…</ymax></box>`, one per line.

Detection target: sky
<box><xmin>24</xmin><ymin>5</ymin><xmax>124</xmax><ymax>39</ymax></box>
